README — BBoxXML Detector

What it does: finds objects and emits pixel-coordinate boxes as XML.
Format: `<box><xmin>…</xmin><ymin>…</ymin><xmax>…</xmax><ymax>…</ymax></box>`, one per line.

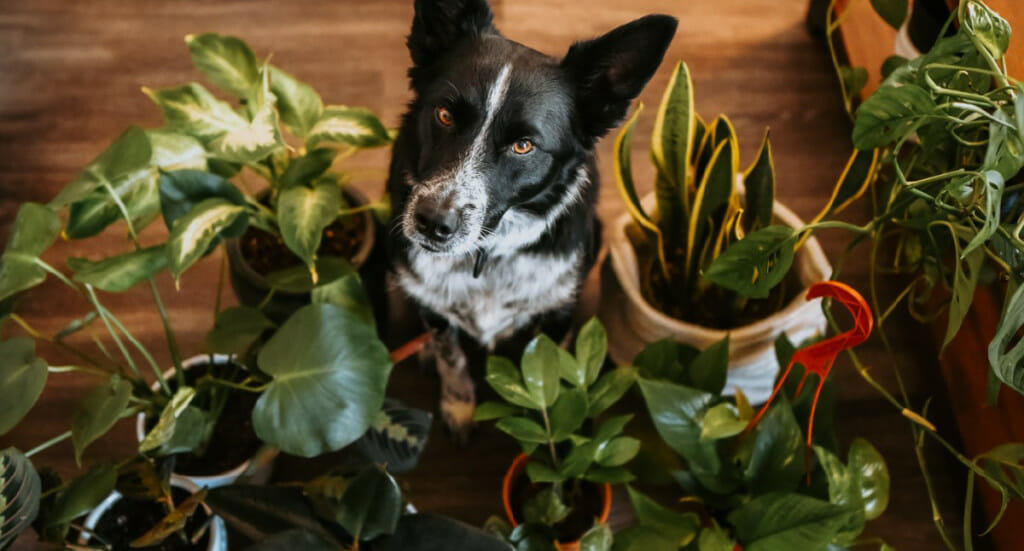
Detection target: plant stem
<box><xmin>25</xmin><ymin>430</ymin><xmax>72</xmax><ymax>457</ymax></box>
<box><xmin>539</xmin><ymin>407</ymin><xmax>561</xmax><ymax>470</ymax></box>
<box><xmin>8</xmin><ymin>314</ymin><xmax>118</xmax><ymax>374</ymax></box>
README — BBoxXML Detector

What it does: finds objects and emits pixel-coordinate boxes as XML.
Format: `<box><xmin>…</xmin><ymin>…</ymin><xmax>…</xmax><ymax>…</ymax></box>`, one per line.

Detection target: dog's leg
<box><xmin>434</xmin><ymin>325</ymin><xmax>476</xmax><ymax>444</ymax></box>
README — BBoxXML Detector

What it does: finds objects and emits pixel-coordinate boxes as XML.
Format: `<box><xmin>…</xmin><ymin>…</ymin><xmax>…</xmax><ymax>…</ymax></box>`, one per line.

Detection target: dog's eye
<box><xmin>435</xmin><ymin>106</ymin><xmax>454</xmax><ymax>127</ymax></box>
<box><xmin>512</xmin><ymin>139</ymin><xmax>534</xmax><ymax>155</ymax></box>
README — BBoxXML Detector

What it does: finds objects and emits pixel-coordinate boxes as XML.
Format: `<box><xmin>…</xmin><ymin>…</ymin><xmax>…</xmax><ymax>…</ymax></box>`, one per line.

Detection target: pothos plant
<box><xmin>615</xmin><ymin>61</ymin><xmax>877</xmax><ymax>328</ymax></box>
<box><xmin>617</xmin><ymin>335</ymin><xmax>891</xmax><ymax>551</ymax></box>
<box><xmin>474</xmin><ymin>319</ymin><xmax>637</xmax><ymax>546</ymax></box>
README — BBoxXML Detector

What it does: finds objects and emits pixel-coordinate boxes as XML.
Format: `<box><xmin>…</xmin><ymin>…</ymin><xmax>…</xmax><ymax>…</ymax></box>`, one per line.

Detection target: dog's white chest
<box><xmin>397</xmin><ymin>250</ymin><xmax>580</xmax><ymax>347</ymax></box>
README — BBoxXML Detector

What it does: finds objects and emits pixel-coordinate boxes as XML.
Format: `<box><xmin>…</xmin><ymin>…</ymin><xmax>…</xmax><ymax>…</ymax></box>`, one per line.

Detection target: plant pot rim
<box><xmin>80</xmin><ymin>477</ymin><xmax>227</xmax><ymax>551</ymax></box>
<box><xmin>134</xmin><ymin>354</ymin><xmax>260</xmax><ymax>487</ymax></box>
<box><xmin>501</xmin><ymin>453</ymin><xmax>612</xmax><ymax>550</ymax></box>
<box><xmin>607</xmin><ymin>192</ymin><xmax>832</xmax><ymax>344</ymax></box>
<box><xmin>225</xmin><ymin>185</ymin><xmax>376</xmax><ymax>292</ymax></box>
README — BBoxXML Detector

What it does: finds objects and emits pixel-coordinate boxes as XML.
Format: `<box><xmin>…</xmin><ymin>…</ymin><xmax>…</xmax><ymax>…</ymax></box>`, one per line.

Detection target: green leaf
<box><xmin>0</xmin><ymin>204</ymin><xmax>63</xmax><ymax>301</ymax></box>
<box><xmin>705</xmin><ymin>225</ymin><xmax>796</xmax><ymax>299</ymax></box>
<box><xmin>279</xmin><ymin>148</ymin><xmax>337</xmax><ymax>188</ymax></box>
<box><xmin>869</xmin><ymin>0</ymin><xmax>907</xmax><ymax>29</ymax></box>
<box><xmin>45</xmin><ymin>463</ymin><xmax>117</xmax><ymax>528</ymax></box>
<box><xmin>485</xmin><ymin>356</ymin><xmax>539</xmax><ymax>409</ymax></box>
<box><xmin>523</xmin><ymin>487</ymin><xmax>570</xmax><ymax>526</ymax></box>
<box><xmin>210</xmin><ymin>67</ymin><xmax>286</xmax><ymax>163</ymax></box>
<box><xmin>71</xmin><ymin>378</ymin><xmax>133</xmax><ymax>464</ymax></box>
<box><xmin>688</xmin><ymin>140</ymin><xmax>735</xmax><ymax>272</ymax></box>
<box><xmin>700</xmin><ymin>402</ymin><xmax>747</xmax><ymax>440</ymax></box>
<box><xmin>0</xmin><ymin>448</ymin><xmax>41</xmax><ymax>550</ymax></box>
<box><xmin>650</xmin><ymin>61</ymin><xmax>695</xmax><ymax>248</ymax></box>
<box><xmin>557</xmin><ymin>347</ymin><xmax>585</xmax><ymax>388</ymax></box>
<box><xmin>144</xmin><ymin>82</ymin><xmax>249</xmax><ymax>143</ymax></box>
<box><xmin>306</xmin><ymin>106</ymin><xmax>392</xmax><ymax>149</ymax></box>
<box><xmin>205</xmin><ymin>306</ymin><xmax>275</xmax><ymax>355</ymax></box>
<box><xmin>689</xmin><ymin>336</ymin><xmax>729</xmax><ymax>395</ymax></box>
<box><xmin>549</xmin><ymin>387</ymin><xmax>588</xmax><ymax>441</ymax></box>
<box><xmin>594</xmin><ymin>415</ymin><xmax>633</xmax><ymax>445</ymax></box>
<box><xmin>316</xmin><ymin>466</ymin><xmax>402</xmax><ymax>541</ymax></box>
<box><xmin>68</xmin><ymin>245</ymin><xmax>169</xmax><ymax>293</ymax></box>
<box><xmin>579</xmin><ymin>523</ymin><xmax>613</xmax><ymax>551</ymax></box>
<box><xmin>254</xmin><ymin>303</ymin><xmax>392</xmax><ymax>457</ymax></box>
<box><xmin>610</xmin><ymin>526</ymin><xmax>676</xmax><ymax>551</ymax></box>
<box><xmin>205</xmin><ymin>484</ymin><xmax>341</xmax><ymax>546</ymax></box>
<box><xmin>990</xmin><ymin>283</ymin><xmax>1024</xmax><ymax>394</ymax></box>
<box><xmin>852</xmin><ymin>84</ymin><xmax>934</xmax><ymax>149</ymax></box>
<box><xmin>246</xmin><ymin>529</ymin><xmax>339</xmax><ymax>551</ymax></box>
<box><xmin>266</xmin><ymin>256</ymin><xmax>355</xmax><ymax>294</ymax></box>
<box><xmin>51</xmin><ymin>126</ymin><xmax>153</xmax><ymax>207</ymax></box>
<box><xmin>962</xmin><ymin>0</ymin><xmax>1011</xmax><ymax>59</ymax></box>
<box><xmin>527</xmin><ymin>462</ymin><xmax>565</xmax><ymax>484</ymax></box>
<box><xmin>138</xmin><ymin>386</ymin><xmax>197</xmax><ymax>453</ymax></box>
<box><xmin>627</xmin><ymin>486</ymin><xmax>700</xmax><ymax>546</ymax></box>
<box><xmin>158</xmin><ymin>169</ymin><xmax>247</xmax><ymax>234</ymax></box>
<box><xmin>147</xmin><ymin>130</ymin><xmax>208</xmax><ymax>171</ymax></box>
<box><xmin>728</xmin><ymin>492</ymin><xmax>857</xmax><ymax>551</ymax></box>
<box><xmin>697</xmin><ymin>522</ymin><xmax>735</xmax><ymax>551</ymax></box>
<box><xmin>166</xmin><ymin>197</ymin><xmax>247</xmax><ymax>281</ymax></box>
<box><xmin>270</xmin><ymin>66</ymin><xmax>324</xmax><ymax>138</ymax></box>
<box><xmin>65</xmin><ymin>165</ymin><xmax>160</xmax><ymax>239</ymax></box>
<box><xmin>311</xmin><ymin>273</ymin><xmax>375</xmax><ymax>327</ymax></box>
<box><xmin>638</xmin><ymin>378</ymin><xmax>723</xmax><ymax>491</ymax></box>
<box><xmin>473</xmin><ymin>401</ymin><xmax>518</xmax><ymax>422</ymax></box>
<box><xmin>278</xmin><ymin>179</ymin><xmax>343</xmax><ymax>275</ymax></box>
<box><xmin>521</xmin><ymin>335</ymin><xmax>562</xmax><ymax>408</ymax></box>
<box><xmin>839</xmin><ymin>65</ymin><xmax>869</xmax><ymax>101</ymax></box>
<box><xmin>880</xmin><ymin>55</ymin><xmax>909</xmax><ymax>79</ymax></box>
<box><xmin>633</xmin><ymin>338</ymin><xmax>694</xmax><ymax>383</ymax></box>
<box><xmin>595</xmin><ymin>436</ymin><xmax>641</xmax><ymax>467</ymax></box>
<box><xmin>576</xmin><ymin>318</ymin><xmax>608</xmax><ymax>386</ymax></box>
<box><xmin>0</xmin><ymin>338</ymin><xmax>48</xmax><ymax>436</ymax></box>
<box><xmin>496</xmin><ymin>417</ymin><xmax>549</xmax><ymax>444</ymax></box>
<box><xmin>158</xmin><ymin>406</ymin><xmax>214</xmax><ymax>455</ymax></box>
<box><xmin>560</xmin><ymin>440</ymin><xmax>599</xmax><ymax>479</ymax></box>
<box><xmin>848</xmin><ymin>438</ymin><xmax>890</xmax><ymax>521</ymax></box>
<box><xmin>812</xmin><ymin>446</ymin><xmax>865</xmax><ymax>547</ymax></box>
<box><xmin>742</xmin><ymin>400</ymin><xmax>806</xmax><ymax>493</ymax></box>
<box><xmin>185</xmin><ymin>33</ymin><xmax>260</xmax><ymax>99</ymax></box>
<box><xmin>945</xmin><ymin>236</ymin><xmax>985</xmax><ymax>350</ymax></box>
<box><xmin>743</xmin><ymin>131</ymin><xmax>775</xmax><ymax>231</ymax></box>
<box><xmin>353</xmin><ymin>400</ymin><xmax>433</xmax><ymax>475</ymax></box>
<box><xmin>587</xmin><ymin>366</ymin><xmax>637</xmax><ymax>417</ymax></box>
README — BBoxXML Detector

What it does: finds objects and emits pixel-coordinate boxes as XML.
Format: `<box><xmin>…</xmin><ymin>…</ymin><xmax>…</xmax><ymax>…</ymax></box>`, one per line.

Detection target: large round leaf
<box><xmin>0</xmin><ymin>338</ymin><xmax>48</xmax><ymax>436</ymax></box>
<box><xmin>253</xmin><ymin>303</ymin><xmax>392</xmax><ymax>457</ymax></box>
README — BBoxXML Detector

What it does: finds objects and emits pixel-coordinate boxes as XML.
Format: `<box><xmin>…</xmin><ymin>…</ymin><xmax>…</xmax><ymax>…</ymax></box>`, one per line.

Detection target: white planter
<box><xmin>599</xmin><ymin>193</ymin><xmax>832</xmax><ymax>404</ymax></box>
<box><xmin>136</xmin><ymin>354</ymin><xmax>273</xmax><ymax>489</ymax></box>
<box><xmin>80</xmin><ymin>478</ymin><xmax>227</xmax><ymax>551</ymax></box>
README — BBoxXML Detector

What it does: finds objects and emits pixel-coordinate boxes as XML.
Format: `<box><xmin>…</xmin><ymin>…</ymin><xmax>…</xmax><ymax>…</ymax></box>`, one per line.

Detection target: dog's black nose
<box><xmin>413</xmin><ymin>197</ymin><xmax>461</xmax><ymax>242</ymax></box>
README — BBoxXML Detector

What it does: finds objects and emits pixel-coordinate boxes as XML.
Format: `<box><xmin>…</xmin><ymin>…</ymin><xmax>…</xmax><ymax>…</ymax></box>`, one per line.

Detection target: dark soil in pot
<box><xmin>239</xmin><ymin>219</ymin><xmax>366</xmax><ymax>276</ymax></box>
<box><xmin>92</xmin><ymin>486</ymin><xmax>211</xmax><ymax>551</ymax></box>
<box><xmin>148</xmin><ymin>361</ymin><xmax>261</xmax><ymax>477</ymax></box>
<box><xmin>507</xmin><ymin>475</ymin><xmax>606</xmax><ymax>544</ymax></box>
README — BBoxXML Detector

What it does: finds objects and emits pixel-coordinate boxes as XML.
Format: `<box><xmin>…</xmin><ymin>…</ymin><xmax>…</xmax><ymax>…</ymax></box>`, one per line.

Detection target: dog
<box><xmin>386</xmin><ymin>0</ymin><xmax>677</xmax><ymax>440</ymax></box>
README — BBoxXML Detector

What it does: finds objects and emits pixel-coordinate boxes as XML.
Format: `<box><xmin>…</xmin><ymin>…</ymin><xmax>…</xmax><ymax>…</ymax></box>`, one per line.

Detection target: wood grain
<box><xmin>0</xmin><ymin>0</ymin><xmax>987</xmax><ymax>549</ymax></box>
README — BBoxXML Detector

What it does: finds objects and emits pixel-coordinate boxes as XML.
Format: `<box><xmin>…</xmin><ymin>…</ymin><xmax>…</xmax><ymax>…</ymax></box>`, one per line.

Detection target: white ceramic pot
<box><xmin>80</xmin><ymin>478</ymin><xmax>227</xmax><ymax>551</ymax></box>
<box><xmin>136</xmin><ymin>354</ymin><xmax>273</xmax><ymax>489</ymax></box>
<box><xmin>599</xmin><ymin>192</ymin><xmax>832</xmax><ymax>404</ymax></box>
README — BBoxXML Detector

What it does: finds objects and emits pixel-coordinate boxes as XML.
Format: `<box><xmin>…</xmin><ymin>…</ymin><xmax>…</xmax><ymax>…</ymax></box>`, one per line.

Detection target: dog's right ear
<box><xmin>408</xmin><ymin>0</ymin><xmax>495</xmax><ymax>66</ymax></box>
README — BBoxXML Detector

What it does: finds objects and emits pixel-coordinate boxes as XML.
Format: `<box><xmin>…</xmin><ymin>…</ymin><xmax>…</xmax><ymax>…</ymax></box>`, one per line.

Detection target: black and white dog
<box><xmin>387</xmin><ymin>0</ymin><xmax>676</xmax><ymax>439</ymax></box>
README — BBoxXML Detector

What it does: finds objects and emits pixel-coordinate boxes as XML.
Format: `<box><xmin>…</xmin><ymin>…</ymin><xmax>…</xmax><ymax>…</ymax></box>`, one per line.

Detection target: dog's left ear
<box><xmin>561</xmin><ymin>14</ymin><xmax>677</xmax><ymax>139</ymax></box>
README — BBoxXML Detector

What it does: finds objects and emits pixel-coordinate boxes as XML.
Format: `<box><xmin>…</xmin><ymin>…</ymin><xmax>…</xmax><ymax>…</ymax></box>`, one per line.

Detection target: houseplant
<box><xmin>600</xmin><ymin>59</ymin><xmax>876</xmax><ymax>403</ymax></box>
<box><xmin>473</xmin><ymin>319</ymin><xmax>636</xmax><ymax>550</ymax></box>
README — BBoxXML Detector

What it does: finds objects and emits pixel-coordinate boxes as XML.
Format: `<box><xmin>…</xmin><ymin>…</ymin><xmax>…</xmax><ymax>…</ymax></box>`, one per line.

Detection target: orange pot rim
<box><xmin>501</xmin><ymin>453</ymin><xmax>613</xmax><ymax>547</ymax></box>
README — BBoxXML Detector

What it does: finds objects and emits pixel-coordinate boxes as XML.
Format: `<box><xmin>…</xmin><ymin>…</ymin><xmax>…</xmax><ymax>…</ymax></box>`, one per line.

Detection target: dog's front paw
<box><xmin>440</xmin><ymin>398</ymin><xmax>476</xmax><ymax>445</ymax></box>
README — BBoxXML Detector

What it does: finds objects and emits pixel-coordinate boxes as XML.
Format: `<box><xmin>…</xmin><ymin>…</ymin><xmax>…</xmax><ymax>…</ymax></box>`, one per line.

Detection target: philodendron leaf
<box><xmin>727</xmin><ymin>492</ymin><xmax>857</xmax><ymax>551</ymax></box>
<box><xmin>579</xmin><ymin>523</ymin><xmax>613</xmax><ymax>551</ymax></box>
<box><xmin>205</xmin><ymin>306</ymin><xmax>275</xmax><ymax>356</ymax></box>
<box><xmin>254</xmin><ymin>303</ymin><xmax>392</xmax><ymax>457</ymax></box>
<box><xmin>266</xmin><ymin>256</ymin><xmax>355</xmax><ymax>294</ymax></box>
<box><xmin>208</xmin><ymin>66</ymin><xmax>285</xmax><ymax>163</ymax></box>
<box><xmin>812</xmin><ymin>446</ymin><xmax>865</xmax><ymax>547</ymax></box>
<box><xmin>147</xmin><ymin>130</ymin><xmax>207</xmax><ymax>172</ymax></box>
<box><xmin>0</xmin><ymin>338</ymin><xmax>48</xmax><ymax>436</ymax></box>
<box><xmin>44</xmin><ymin>463</ymin><xmax>117</xmax><ymax>530</ymax></box>
<box><xmin>688</xmin><ymin>336</ymin><xmax>729</xmax><ymax>395</ymax></box>
<box><xmin>520</xmin><ymin>335</ymin><xmax>562</xmax><ymax>408</ymax></box>
<box><xmin>64</xmin><ymin>164</ymin><xmax>161</xmax><ymax>239</ymax></box>
<box><xmin>0</xmin><ymin>203</ymin><xmax>62</xmax><ymax>301</ymax></box>
<box><xmin>270</xmin><ymin>66</ymin><xmax>324</xmax><ymax>138</ymax></box>
<box><xmin>990</xmin><ymin>282</ymin><xmax>1024</xmax><ymax>394</ymax></box>
<box><xmin>319</xmin><ymin>466</ymin><xmax>402</xmax><ymax>541</ymax></box>
<box><xmin>575</xmin><ymin>317</ymin><xmax>608</xmax><ymax>386</ymax></box>
<box><xmin>638</xmin><ymin>379</ymin><xmax>723</xmax><ymax>492</ymax></box>
<box><xmin>51</xmin><ymin>126</ymin><xmax>153</xmax><ymax>208</ymax></box>
<box><xmin>848</xmin><ymin>438</ymin><xmax>890</xmax><ymax>521</ymax></box>
<box><xmin>71</xmin><ymin>378</ymin><xmax>133</xmax><ymax>464</ymax></box>
<box><xmin>68</xmin><ymin>245</ymin><xmax>169</xmax><ymax>293</ymax></box>
<box><xmin>962</xmin><ymin>0</ymin><xmax>1011</xmax><ymax>59</ymax></box>
<box><xmin>185</xmin><ymin>33</ymin><xmax>260</xmax><ymax>100</ymax></box>
<box><xmin>353</xmin><ymin>399</ymin><xmax>433</xmax><ymax>474</ymax></box>
<box><xmin>158</xmin><ymin>169</ymin><xmax>247</xmax><ymax>235</ymax></box>
<box><xmin>0</xmin><ymin>448</ymin><xmax>41</xmax><ymax>550</ymax></box>
<box><xmin>700</xmin><ymin>402</ymin><xmax>747</xmax><ymax>441</ymax></box>
<box><xmin>279</xmin><ymin>148</ymin><xmax>337</xmax><ymax>188</ymax></box>
<box><xmin>306</xmin><ymin>106</ymin><xmax>393</xmax><ymax>149</ymax></box>
<box><xmin>869</xmin><ymin>0</ymin><xmax>907</xmax><ymax>29</ymax></box>
<box><xmin>626</xmin><ymin>486</ymin><xmax>700</xmax><ymax>547</ymax></box>
<box><xmin>144</xmin><ymin>82</ymin><xmax>249</xmax><ymax>143</ymax></box>
<box><xmin>705</xmin><ymin>225</ymin><xmax>796</xmax><ymax>299</ymax></box>
<box><xmin>167</xmin><ymin>197</ymin><xmax>248</xmax><ymax>281</ymax></box>
<box><xmin>852</xmin><ymin>84</ymin><xmax>934</xmax><ymax>149</ymax></box>
<box><xmin>277</xmin><ymin>179</ymin><xmax>343</xmax><ymax>277</ymax></box>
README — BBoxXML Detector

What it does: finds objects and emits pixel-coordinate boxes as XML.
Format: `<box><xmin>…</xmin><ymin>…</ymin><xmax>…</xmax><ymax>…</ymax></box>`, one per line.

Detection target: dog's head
<box><xmin>398</xmin><ymin>0</ymin><xmax>676</xmax><ymax>255</ymax></box>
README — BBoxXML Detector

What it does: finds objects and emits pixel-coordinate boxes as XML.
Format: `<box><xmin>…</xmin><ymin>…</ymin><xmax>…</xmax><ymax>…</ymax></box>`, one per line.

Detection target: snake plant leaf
<box><xmin>306</xmin><ymin>106</ymin><xmax>393</xmax><ymax>149</ymax></box>
<box><xmin>991</xmin><ymin>283</ymin><xmax>1024</xmax><ymax>395</ymax></box>
<box><xmin>144</xmin><ymin>82</ymin><xmax>249</xmax><ymax>143</ymax></box>
<box><xmin>205</xmin><ymin>306</ymin><xmax>276</xmax><ymax>356</ymax></box>
<box><xmin>0</xmin><ymin>338</ymin><xmax>48</xmax><ymax>436</ymax></box>
<box><xmin>167</xmin><ymin>198</ymin><xmax>247</xmax><ymax>282</ymax></box>
<box><xmin>805</xmin><ymin>148</ymin><xmax>877</xmax><ymax>232</ymax></box>
<box><xmin>270</xmin><ymin>66</ymin><xmax>324</xmax><ymax>138</ymax></box>
<box><xmin>521</xmin><ymin>334</ymin><xmax>562</xmax><ymax>408</ymax></box>
<box><xmin>0</xmin><ymin>448</ymin><xmax>41</xmax><ymax>550</ymax></box>
<box><xmin>147</xmin><ymin>130</ymin><xmax>208</xmax><ymax>172</ymax></box>
<box><xmin>852</xmin><ymin>84</ymin><xmax>934</xmax><ymax>149</ymax></box>
<box><xmin>277</xmin><ymin>179</ymin><xmax>343</xmax><ymax>280</ymax></box>
<box><xmin>869</xmin><ymin>0</ymin><xmax>908</xmax><ymax>30</ymax></box>
<box><xmin>68</xmin><ymin>245</ymin><xmax>168</xmax><ymax>293</ymax></box>
<box><xmin>614</xmin><ymin>105</ymin><xmax>668</xmax><ymax>276</ymax></box>
<box><xmin>626</xmin><ymin>486</ymin><xmax>700</xmax><ymax>547</ymax></box>
<box><xmin>742</xmin><ymin>130</ymin><xmax>775</xmax><ymax>232</ymax></box>
<box><xmin>185</xmin><ymin>33</ymin><xmax>260</xmax><ymax>100</ymax></box>
<box><xmin>650</xmin><ymin>61</ymin><xmax>695</xmax><ymax>241</ymax></box>
<box><xmin>705</xmin><ymin>225</ymin><xmax>797</xmax><ymax>299</ymax></box>
<box><xmin>687</xmin><ymin>140</ymin><xmax>735</xmax><ymax>276</ymax></box>
<box><xmin>485</xmin><ymin>356</ymin><xmax>540</xmax><ymax>409</ymax></box>
<box><xmin>253</xmin><ymin>302</ymin><xmax>392</xmax><ymax>457</ymax></box>
<box><xmin>353</xmin><ymin>399</ymin><xmax>433</xmax><ymax>474</ymax></box>
<box><xmin>71</xmin><ymin>378</ymin><xmax>133</xmax><ymax>464</ymax></box>
<box><xmin>210</xmin><ymin>67</ymin><xmax>286</xmax><ymax>163</ymax></box>
<box><xmin>962</xmin><ymin>0</ymin><xmax>1011</xmax><ymax>59</ymax></box>
<box><xmin>158</xmin><ymin>170</ymin><xmax>247</xmax><ymax>234</ymax></box>
<box><xmin>712</xmin><ymin>116</ymin><xmax>740</xmax><ymax>175</ymax></box>
<box><xmin>575</xmin><ymin>317</ymin><xmax>608</xmax><ymax>386</ymax></box>
<box><xmin>727</xmin><ymin>492</ymin><xmax>858</xmax><ymax>551</ymax></box>
<box><xmin>50</xmin><ymin>126</ymin><xmax>153</xmax><ymax>208</ymax></box>
<box><xmin>0</xmin><ymin>203</ymin><xmax>62</xmax><ymax>302</ymax></box>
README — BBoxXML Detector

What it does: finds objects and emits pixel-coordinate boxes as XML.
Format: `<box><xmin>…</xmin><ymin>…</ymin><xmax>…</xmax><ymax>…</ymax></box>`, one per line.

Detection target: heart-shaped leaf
<box><xmin>270</xmin><ymin>66</ymin><xmax>324</xmax><ymax>138</ymax></box>
<box><xmin>50</xmin><ymin>126</ymin><xmax>153</xmax><ymax>207</ymax></box>
<box><xmin>705</xmin><ymin>225</ymin><xmax>796</xmax><ymax>299</ymax></box>
<box><xmin>0</xmin><ymin>338</ymin><xmax>48</xmax><ymax>436</ymax></box>
<box><xmin>185</xmin><ymin>33</ymin><xmax>260</xmax><ymax>99</ymax></box>
<box><xmin>626</xmin><ymin>486</ymin><xmax>700</xmax><ymax>546</ymax></box>
<box><xmin>306</xmin><ymin>106</ymin><xmax>392</xmax><ymax>149</ymax></box>
<box><xmin>144</xmin><ymin>82</ymin><xmax>248</xmax><ymax>143</ymax></box>
<box><xmin>727</xmin><ymin>492</ymin><xmax>858</xmax><ymax>551</ymax></box>
<box><xmin>71</xmin><ymin>378</ymin><xmax>133</xmax><ymax>464</ymax></box>
<box><xmin>167</xmin><ymin>197</ymin><xmax>248</xmax><ymax>281</ymax></box>
<box><xmin>0</xmin><ymin>203</ymin><xmax>62</xmax><ymax>301</ymax></box>
<box><xmin>209</xmin><ymin>67</ymin><xmax>285</xmax><ymax>163</ymax></box>
<box><xmin>277</xmin><ymin>179</ymin><xmax>343</xmax><ymax>275</ymax></box>
<box><xmin>869</xmin><ymin>0</ymin><xmax>908</xmax><ymax>29</ymax></box>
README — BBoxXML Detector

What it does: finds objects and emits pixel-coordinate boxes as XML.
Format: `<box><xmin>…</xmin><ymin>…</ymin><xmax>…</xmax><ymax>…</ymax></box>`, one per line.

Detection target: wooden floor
<box><xmin>0</xmin><ymin>0</ymin><xmax>990</xmax><ymax>549</ymax></box>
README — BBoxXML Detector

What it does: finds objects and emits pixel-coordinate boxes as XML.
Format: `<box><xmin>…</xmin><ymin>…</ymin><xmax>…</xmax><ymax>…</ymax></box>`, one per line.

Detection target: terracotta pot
<box><xmin>599</xmin><ymin>192</ymin><xmax>832</xmax><ymax>404</ymax></box>
<box><xmin>225</xmin><ymin>186</ymin><xmax>376</xmax><ymax>324</ymax></box>
<box><xmin>501</xmin><ymin>454</ymin><xmax>612</xmax><ymax>551</ymax></box>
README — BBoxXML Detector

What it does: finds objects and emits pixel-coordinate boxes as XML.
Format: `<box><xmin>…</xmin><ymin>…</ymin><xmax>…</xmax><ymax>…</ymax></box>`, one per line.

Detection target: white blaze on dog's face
<box><xmin>401</xmin><ymin>0</ymin><xmax>678</xmax><ymax>256</ymax></box>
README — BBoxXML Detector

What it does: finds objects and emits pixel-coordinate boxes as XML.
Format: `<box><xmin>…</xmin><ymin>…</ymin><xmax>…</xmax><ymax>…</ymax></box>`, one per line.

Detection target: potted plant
<box><xmin>618</xmin><ymin>331</ymin><xmax>892</xmax><ymax>550</ymax></box>
<box><xmin>472</xmin><ymin>319</ymin><xmax>636</xmax><ymax>550</ymax></box>
<box><xmin>599</xmin><ymin>60</ymin><xmax>875</xmax><ymax>403</ymax></box>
